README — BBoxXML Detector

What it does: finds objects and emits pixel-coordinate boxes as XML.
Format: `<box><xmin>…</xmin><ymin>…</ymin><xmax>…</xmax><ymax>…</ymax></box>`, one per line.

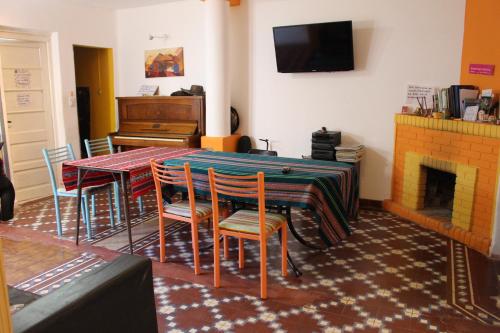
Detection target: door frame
<box><xmin>0</xmin><ymin>27</ymin><xmax>58</xmax><ymax>183</ymax></box>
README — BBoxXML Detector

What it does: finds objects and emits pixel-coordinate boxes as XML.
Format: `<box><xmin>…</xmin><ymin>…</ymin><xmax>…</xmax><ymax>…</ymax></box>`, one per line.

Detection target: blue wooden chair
<box><xmin>42</xmin><ymin>144</ymin><xmax>115</xmax><ymax>239</ymax></box>
<box><xmin>84</xmin><ymin>137</ymin><xmax>145</xmax><ymax>223</ymax></box>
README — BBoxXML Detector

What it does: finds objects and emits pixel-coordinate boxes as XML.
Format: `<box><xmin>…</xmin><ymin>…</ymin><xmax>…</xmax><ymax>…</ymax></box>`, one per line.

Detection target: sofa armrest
<box><xmin>13</xmin><ymin>254</ymin><xmax>158</xmax><ymax>333</ymax></box>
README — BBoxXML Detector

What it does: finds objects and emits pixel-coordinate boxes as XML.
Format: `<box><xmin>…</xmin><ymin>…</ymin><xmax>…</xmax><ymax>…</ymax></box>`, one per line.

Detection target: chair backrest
<box><xmin>208</xmin><ymin>168</ymin><xmax>266</xmax><ymax>235</ymax></box>
<box><xmin>150</xmin><ymin>160</ymin><xmax>197</xmax><ymax>219</ymax></box>
<box><xmin>42</xmin><ymin>144</ymin><xmax>76</xmax><ymax>194</ymax></box>
<box><xmin>248</xmin><ymin>149</ymin><xmax>278</xmax><ymax>156</ymax></box>
<box><xmin>84</xmin><ymin>136</ymin><xmax>114</xmax><ymax>158</ymax></box>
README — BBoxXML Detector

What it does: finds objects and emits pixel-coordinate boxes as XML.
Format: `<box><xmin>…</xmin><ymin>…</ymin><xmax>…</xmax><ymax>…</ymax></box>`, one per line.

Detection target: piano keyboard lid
<box><xmin>119</xmin><ymin>121</ymin><xmax>199</xmax><ymax>135</ymax></box>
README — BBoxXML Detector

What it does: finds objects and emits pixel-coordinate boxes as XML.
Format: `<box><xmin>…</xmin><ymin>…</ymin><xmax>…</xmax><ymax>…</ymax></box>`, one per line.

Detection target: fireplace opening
<box><xmin>421</xmin><ymin>167</ymin><xmax>456</xmax><ymax>222</ymax></box>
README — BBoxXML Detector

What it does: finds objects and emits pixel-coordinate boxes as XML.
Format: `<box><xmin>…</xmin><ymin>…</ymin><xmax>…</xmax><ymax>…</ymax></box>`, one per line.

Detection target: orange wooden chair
<box><xmin>208</xmin><ymin>168</ymin><xmax>287</xmax><ymax>299</ymax></box>
<box><xmin>151</xmin><ymin>160</ymin><xmax>220</xmax><ymax>275</ymax></box>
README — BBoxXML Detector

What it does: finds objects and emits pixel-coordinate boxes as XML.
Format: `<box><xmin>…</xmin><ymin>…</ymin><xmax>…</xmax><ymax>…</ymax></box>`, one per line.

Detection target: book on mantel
<box><xmin>448</xmin><ymin>85</ymin><xmax>477</xmax><ymax>118</ymax></box>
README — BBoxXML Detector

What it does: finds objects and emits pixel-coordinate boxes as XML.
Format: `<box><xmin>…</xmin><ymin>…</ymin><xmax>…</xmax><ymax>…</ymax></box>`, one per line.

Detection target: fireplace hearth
<box><xmin>421</xmin><ymin>167</ymin><xmax>457</xmax><ymax>222</ymax></box>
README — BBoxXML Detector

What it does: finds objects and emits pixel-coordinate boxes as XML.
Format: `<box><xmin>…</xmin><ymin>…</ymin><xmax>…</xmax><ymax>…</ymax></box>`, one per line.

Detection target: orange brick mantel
<box><xmin>384</xmin><ymin>115</ymin><xmax>500</xmax><ymax>255</ymax></box>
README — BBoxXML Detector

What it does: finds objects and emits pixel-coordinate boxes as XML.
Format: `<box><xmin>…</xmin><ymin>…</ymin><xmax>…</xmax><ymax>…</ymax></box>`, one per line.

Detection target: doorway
<box><xmin>0</xmin><ymin>39</ymin><xmax>56</xmax><ymax>203</ymax></box>
<box><xmin>73</xmin><ymin>46</ymin><xmax>116</xmax><ymax>157</ymax></box>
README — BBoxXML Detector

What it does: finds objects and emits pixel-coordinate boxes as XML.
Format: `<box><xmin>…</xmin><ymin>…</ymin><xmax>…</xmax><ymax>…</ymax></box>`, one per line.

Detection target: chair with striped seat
<box><xmin>208</xmin><ymin>168</ymin><xmax>288</xmax><ymax>299</ymax></box>
<box><xmin>163</xmin><ymin>201</ymin><xmax>214</xmax><ymax>218</ymax></box>
<box><xmin>84</xmin><ymin>136</ymin><xmax>145</xmax><ymax>222</ymax></box>
<box><xmin>150</xmin><ymin>160</ymin><xmax>225</xmax><ymax>275</ymax></box>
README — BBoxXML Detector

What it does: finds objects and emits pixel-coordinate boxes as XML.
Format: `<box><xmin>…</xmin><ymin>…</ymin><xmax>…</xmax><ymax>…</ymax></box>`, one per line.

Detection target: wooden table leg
<box><xmin>120</xmin><ymin>172</ymin><xmax>134</xmax><ymax>254</ymax></box>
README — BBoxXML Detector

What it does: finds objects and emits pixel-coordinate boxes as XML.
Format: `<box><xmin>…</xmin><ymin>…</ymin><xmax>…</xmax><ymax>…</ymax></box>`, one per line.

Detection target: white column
<box><xmin>205</xmin><ymin>0</ymin><xmax>230</xmax><ymax>137</ymax></box>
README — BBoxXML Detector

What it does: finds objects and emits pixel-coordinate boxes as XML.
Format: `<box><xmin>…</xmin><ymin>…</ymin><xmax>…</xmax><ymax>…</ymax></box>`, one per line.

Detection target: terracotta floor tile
<box><xmin>2</xmin><ymin>196</ymin><xmax>499</xmax><ymax>333</ymax></box>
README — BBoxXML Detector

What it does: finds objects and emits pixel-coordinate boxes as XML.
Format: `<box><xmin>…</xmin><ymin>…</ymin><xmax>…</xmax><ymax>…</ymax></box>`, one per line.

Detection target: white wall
<box><xmin>115</xmin><ymin>0</ymin><xmax>466</xmax><ymax>200</ymax></box>
<box><xmin>116</xmin><ymin>0</ymin><xmax>206</xmax><ymax>96</ymax></box>
<box><xmin>247</xmin><ymin>0</ymin><xmax>465</xmax><ymax>200</ymax></box>
<box><xmin>0</xmin><ymin>0</ymin><xmax>117</xmax><ymax>154</ymax></box>
<box><xmin>116</xmin><ymin>0</ymin><xmax>252</xmax><ymax>133</ymax></box>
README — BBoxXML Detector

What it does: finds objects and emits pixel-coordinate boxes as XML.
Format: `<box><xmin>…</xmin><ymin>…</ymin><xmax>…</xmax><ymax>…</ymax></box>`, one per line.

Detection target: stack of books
<box><xmin>335</xmin><ymin>144</ymin><xmax>365</xmax><ymax>163</ymax></box>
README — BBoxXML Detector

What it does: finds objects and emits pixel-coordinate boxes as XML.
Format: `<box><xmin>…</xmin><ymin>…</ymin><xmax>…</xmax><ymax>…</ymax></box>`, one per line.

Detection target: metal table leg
<box><xmin>278</xmin><ymin>229</ymin><xmax>302</xmax><ymax>277</ymax></box>
<box><xmin>120</xmin><ymin>172</ymin><xmax>134</xmax><ymax>254</ymax></box>
<box><xmin>285</xmin><ymin>207</ymin><xmax>327</xmax><ymax>251</ymax></box>
<box><xmin>199</xmin><ymin>235</ymin><xmax>223</xmax><ymax>251</ymax></box>
<box><xmin>75</xmin><ymin>168</ymin><xmax>83</xmax><ymax>245</ymax></box>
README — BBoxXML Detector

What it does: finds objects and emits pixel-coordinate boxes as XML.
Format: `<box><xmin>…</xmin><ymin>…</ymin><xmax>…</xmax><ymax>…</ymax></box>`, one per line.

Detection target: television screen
<box><xmin>273</xmin><ymin>21</ymin><xmax>354</xmax><ymax>73</ymax></box>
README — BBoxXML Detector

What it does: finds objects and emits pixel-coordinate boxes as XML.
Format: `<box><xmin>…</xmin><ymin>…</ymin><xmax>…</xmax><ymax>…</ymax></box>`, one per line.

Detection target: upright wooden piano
<box><xmin>111</xmin><ymin>96</ymin><xmax>205</xmax><ymax>149</ymax></box>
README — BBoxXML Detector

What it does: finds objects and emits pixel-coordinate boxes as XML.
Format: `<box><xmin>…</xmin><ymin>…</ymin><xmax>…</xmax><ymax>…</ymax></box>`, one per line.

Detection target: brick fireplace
<box><xmin>384</xmin><ymin>115</ymin><xmax>500</xmax><ymax>255</ymax></box>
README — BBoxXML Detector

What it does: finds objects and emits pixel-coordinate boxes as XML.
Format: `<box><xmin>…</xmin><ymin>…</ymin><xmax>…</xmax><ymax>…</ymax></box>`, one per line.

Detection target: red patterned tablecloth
<box><xmin>62</xmin><ymin>147</ymin><xmax>201</xmax><ymax>199</ymax></box>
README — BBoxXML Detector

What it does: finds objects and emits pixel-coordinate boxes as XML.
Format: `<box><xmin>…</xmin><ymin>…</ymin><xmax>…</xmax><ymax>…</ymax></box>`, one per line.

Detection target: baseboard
<box><xmin>359</xmin><ymin>199</ymin><xmax>384</xmax><ymax>210</ymax></box>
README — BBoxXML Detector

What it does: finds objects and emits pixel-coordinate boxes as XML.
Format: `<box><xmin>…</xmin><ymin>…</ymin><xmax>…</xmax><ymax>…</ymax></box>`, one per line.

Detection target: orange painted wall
<box><xmin>460</xmin><ymin>0</ymin><xmax>500</xmax><ymax>92</ymax></box>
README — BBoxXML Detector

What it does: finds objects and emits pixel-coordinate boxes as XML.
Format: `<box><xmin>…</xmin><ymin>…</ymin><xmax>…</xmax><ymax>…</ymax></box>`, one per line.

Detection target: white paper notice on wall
<box><xmin>16</xmin><ymin>93</ymin><xmax>32</xmax><ymax>107</ymax></box>
<box><xmin>14</xmin><ymin>69</ymin><xmax>31</xmax><ymax>89</ymax></box>
<box><xmin>406</xmin><ymin>84</ymin><xmax>435</xmax><ymax>108</ymax></box>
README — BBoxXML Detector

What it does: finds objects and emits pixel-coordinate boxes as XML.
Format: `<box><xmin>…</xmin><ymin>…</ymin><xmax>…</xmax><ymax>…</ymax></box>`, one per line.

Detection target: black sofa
<box><xmin>12</xmin><ymin>254</ymin><xmax>158</xmax><ymax>333</ymax></box>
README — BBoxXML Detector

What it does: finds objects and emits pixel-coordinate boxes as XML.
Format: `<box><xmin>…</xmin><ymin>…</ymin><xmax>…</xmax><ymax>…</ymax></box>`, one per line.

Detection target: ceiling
<box><xmin>63</xmin><ymin>0</ymin><xmax>185</xmax><ymax>9</ymax></box>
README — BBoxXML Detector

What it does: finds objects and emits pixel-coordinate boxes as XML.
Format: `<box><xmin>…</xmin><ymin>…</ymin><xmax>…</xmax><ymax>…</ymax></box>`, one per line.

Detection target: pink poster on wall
<box><xmin>469</xmin><ymin>64</ymin><xmax>495</xmax><ymax>75</ymax></box>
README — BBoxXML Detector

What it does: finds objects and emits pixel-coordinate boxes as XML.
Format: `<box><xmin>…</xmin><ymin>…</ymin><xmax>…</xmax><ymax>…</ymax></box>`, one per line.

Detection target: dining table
<box><xmin>62</xmin><ymin>147</ymin><xmax>359</xmax><ymax>259</ymax></box>
<box><xmin>62</xmin><ymin>147</ymin><xmax>202</xmax><ymax>253</ymax></box>
<box><xmin>163</xmin><ymin>151</ymin><xmax>359</xmax><ymax>249</ymax></box>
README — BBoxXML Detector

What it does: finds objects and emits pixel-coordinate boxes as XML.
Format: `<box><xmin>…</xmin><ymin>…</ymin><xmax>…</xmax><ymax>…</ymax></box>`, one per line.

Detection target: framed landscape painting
<box><xmin>145</xmin><ymin>47</ymin><xmax>184</xmax><ymax>78</ymax></box>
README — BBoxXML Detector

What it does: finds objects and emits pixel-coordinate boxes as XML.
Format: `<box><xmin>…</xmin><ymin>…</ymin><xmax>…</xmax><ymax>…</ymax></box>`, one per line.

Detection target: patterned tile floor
<box><xmin>7</xmin><ymin>191</ymin><xmax>156</xmax><ymax>241</ymax></box>
<box><xmin>3</xmin><ymin>193</ymin><xmax>500</xmax><ymax>333</ymax></box>
<box><xmin>13</xmin><ymin>252</ymin><xmax>105</xmax><ymax>296</ymax></box>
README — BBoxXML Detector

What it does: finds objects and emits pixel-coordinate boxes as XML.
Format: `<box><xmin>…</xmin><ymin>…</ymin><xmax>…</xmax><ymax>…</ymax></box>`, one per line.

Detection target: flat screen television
<box><xmin>273</xmin><ymin>21</ymin><xmax>354</xmax><ymax>73</ymax></box>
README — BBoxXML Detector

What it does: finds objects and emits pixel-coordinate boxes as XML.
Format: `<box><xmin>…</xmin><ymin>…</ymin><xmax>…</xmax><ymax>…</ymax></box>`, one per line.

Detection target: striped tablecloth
<box><xmin>62</xmin><ymin>147</ymin><xmax>201</xmax><ymax>199</ymax></box>
<box><xmin>164</xmin><ymin>151</ymin><xmax>359</xmax><ymax>246</ymax></box>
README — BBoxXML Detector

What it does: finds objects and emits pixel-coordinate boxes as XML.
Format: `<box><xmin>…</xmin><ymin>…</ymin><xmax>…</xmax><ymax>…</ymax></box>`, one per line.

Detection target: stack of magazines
<box><xmin>335</xmin><ymin>144</ymin><xmax>365</xmax><ymax>163</ymax></box>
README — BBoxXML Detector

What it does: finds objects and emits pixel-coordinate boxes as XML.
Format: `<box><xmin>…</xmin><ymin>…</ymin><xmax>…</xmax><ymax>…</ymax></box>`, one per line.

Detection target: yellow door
<box><xmin>74</xmin><ymin>46</ymin><xmax>116</xmax><ymax>140</ymax></box>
